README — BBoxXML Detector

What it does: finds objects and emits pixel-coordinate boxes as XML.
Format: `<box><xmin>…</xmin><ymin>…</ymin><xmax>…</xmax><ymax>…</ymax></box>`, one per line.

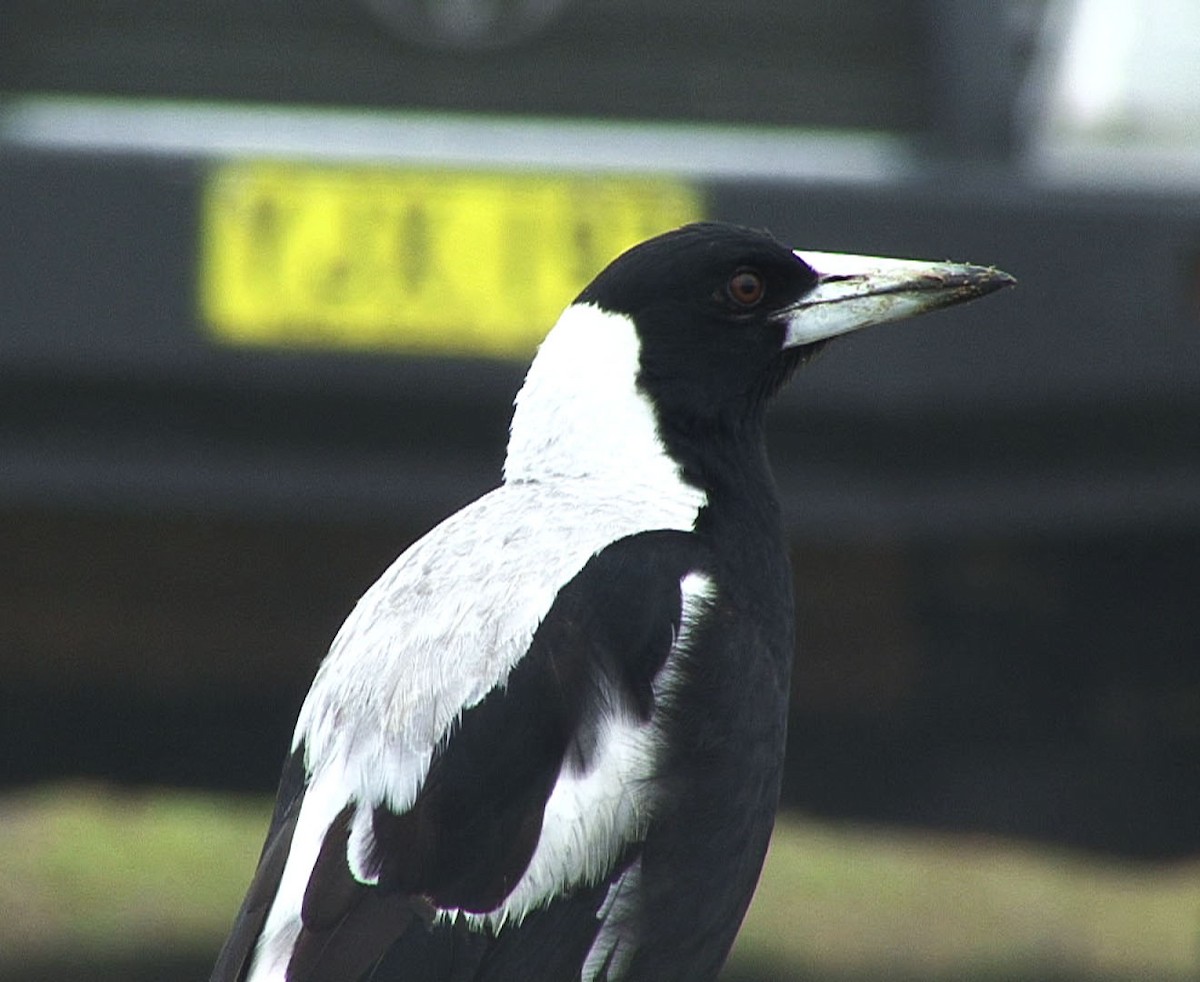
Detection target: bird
<box><xmin>210</xmin><ymin>221</ymin><xmax>1014</xmax><ymax>982</ymax></box>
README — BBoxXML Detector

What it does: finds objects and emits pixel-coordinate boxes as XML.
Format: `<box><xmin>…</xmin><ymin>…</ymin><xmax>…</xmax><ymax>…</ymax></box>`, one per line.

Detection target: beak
<box><xmin>782</xmin><ymin>250</ymin><xmax>1016</xmax><ymax>348</ymax></box>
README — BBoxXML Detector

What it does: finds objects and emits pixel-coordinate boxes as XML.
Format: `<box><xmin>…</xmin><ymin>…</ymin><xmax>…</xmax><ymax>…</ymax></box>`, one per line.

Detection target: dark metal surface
<box><xmin>0</xmin><ymin>0</ymin><xmax>927</xmax><ymax>129</ymax></box>
<box><xmin>2</xmin><ymin>149</ymin><xmax>1197</xmax><ymax>540</ymax></box>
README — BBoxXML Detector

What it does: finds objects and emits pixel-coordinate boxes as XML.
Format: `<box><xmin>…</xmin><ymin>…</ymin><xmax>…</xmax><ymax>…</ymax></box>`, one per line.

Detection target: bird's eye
<box><xmin>727</xmin><ymin>269</ymin><xmax>765</xmax><ymax>307</ymax></box>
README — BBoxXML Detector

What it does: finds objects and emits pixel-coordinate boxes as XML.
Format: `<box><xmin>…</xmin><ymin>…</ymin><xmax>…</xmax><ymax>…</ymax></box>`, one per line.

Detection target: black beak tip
<box><xmin>973</xmin><ymin>266</ymin><xmax>1018</xmax><ymax>296</ymax></box>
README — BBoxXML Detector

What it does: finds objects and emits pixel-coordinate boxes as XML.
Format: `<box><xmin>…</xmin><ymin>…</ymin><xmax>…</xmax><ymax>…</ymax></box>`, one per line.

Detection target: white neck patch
<box><xmin>504</xmin><ymin>303</ymin><xmax>687</xmax><ymax>492</ymax></box>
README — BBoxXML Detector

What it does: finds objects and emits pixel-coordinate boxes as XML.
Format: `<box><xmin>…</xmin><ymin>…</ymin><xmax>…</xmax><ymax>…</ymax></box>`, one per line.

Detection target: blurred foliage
<box><xmin>731</xmin><ymin>817</ymin><xmax>1200</xmax><ymax>981</ymax></box>
<box><xmin>0</xmin><ymin>783</ymin><xmax>261</xmax><ymax>967</ymax></box>
<box><xmin>1</xmin><ymin>784</ymin><xmax>1197</xmax><ymax>982</ymax></box>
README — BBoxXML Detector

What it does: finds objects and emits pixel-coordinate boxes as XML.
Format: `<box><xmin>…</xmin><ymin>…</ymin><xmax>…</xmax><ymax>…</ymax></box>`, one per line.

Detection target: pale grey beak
<box><xmin>782</xmin><ymin>250</ymin><xmax>1016</xmax><ymax>348</ymax></box>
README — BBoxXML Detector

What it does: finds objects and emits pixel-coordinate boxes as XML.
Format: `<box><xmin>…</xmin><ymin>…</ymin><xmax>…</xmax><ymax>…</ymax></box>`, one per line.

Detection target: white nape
<box><xmin>506</xmin><ymin>303</ymin><xmax>697</xmax><ymax>495</ymax></box>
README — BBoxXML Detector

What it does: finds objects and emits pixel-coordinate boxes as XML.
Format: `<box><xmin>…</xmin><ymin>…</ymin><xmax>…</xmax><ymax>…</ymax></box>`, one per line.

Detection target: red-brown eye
<box><xmin>727</xmin><ymin>269</ymin><xmax>765</xmax><ymax>307</ymax></box>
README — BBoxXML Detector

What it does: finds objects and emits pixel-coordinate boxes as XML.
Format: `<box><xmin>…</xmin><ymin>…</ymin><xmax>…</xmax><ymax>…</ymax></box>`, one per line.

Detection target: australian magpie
<box><xmin>211</xmin><ymin>221</ymin><xmax>1013</xmax><ymax>982</ymax></box>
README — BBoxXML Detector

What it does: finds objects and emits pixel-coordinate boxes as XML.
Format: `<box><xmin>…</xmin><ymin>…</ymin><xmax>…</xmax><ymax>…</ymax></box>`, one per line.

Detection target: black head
<box><xmin>507</xmin><ymin>220</ymin><xmax>1012</xmax><ymax>487</ymax></box>
<box><xmin>576</xmin><ymin>222</ymin><xmax>821</xmax><ymax>431</ymax></box>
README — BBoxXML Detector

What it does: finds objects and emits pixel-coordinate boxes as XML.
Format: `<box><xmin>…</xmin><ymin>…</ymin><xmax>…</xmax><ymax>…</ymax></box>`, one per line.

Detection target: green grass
<box><xmin>728</xmin><ymin>819</ymin><xmax>1200</xmax><ymax>981</ymax></box>
<box><xmin>0</xmin><ymin>783</ymin><xmax>264</xmax><ymax>963</ymax></box>
<box><xmin>1</xmin><ymin>783</ymin><xmax>1197</xmax><ymax>981</ymax></box>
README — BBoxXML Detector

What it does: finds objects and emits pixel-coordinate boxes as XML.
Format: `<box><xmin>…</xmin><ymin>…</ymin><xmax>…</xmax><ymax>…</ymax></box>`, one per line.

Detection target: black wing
<box><xmin>210</xmin><ymin>529</ymin><xmax>709</xmax><ymax>982</ymax></box>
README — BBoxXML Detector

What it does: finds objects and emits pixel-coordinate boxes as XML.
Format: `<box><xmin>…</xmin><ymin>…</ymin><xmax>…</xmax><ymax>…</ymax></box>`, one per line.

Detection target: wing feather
<box><xmin>214</xmin><ymin>519</ymin><xmax>713</xmax><ymax>982</ymax></box>
<box><xmin>209</xmin><ymin>748</ymin><xmax>306</xmax><ymax>981</ymax></box>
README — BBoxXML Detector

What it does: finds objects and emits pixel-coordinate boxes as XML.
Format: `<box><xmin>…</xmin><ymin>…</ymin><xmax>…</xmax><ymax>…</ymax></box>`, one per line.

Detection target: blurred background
<box><xmin>1</xmin><ymin>0</ymin><xmax>1198</xmax><ymax>979</ymax></box>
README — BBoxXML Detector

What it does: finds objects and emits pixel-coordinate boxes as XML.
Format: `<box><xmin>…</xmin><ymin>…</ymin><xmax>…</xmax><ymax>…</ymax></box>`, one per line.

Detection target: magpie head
<box><xmin>577</xmin><ymin>222</ymin><xmax>822</xmax><ymax>429</ymax></box>
<box><xmin>578</xmin><ymin>221</ymin><xmax>1014</xmax><ymax>431</ymax></box>
<box><xmin>506</xmin><ymin>221</ymin><xmax>1013</xmax><ymax>485</ymax></box>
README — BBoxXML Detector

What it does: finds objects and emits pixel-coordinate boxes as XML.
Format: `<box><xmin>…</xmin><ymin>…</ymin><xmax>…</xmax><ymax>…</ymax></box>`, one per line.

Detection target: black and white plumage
<box><xmin>211</xmin><ymin>222</ymin><xmax>1013</xmax><ymax>982</ymax></box>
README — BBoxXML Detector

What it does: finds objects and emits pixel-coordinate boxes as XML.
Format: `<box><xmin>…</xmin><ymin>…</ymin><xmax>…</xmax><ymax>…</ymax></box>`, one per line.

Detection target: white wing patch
<box><xmin>438</xmin><ymin>570</ymin><xmax>715</xmax><ymax>935</ymax></box>
<box><xmin>571</xmin><ymin>570</ymin><xmax>716</xmax><ymax>979</ymax></box>
<box><xmin>447</xmin><ymin>686</ymin><xmax>663</xmax><ymax>932</ymax></box>
<box><xmin>674</xmin><ymin>570</ymin><xmax>715</xmax><ymax>656</ymax></box>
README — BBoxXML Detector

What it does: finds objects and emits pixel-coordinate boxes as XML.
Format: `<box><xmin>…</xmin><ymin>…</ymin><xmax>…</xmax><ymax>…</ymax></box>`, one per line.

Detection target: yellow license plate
<box><xmin>199</xmin><ymin>162</ymin><xmax>704</xmax><ymax>359</ymax></box>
